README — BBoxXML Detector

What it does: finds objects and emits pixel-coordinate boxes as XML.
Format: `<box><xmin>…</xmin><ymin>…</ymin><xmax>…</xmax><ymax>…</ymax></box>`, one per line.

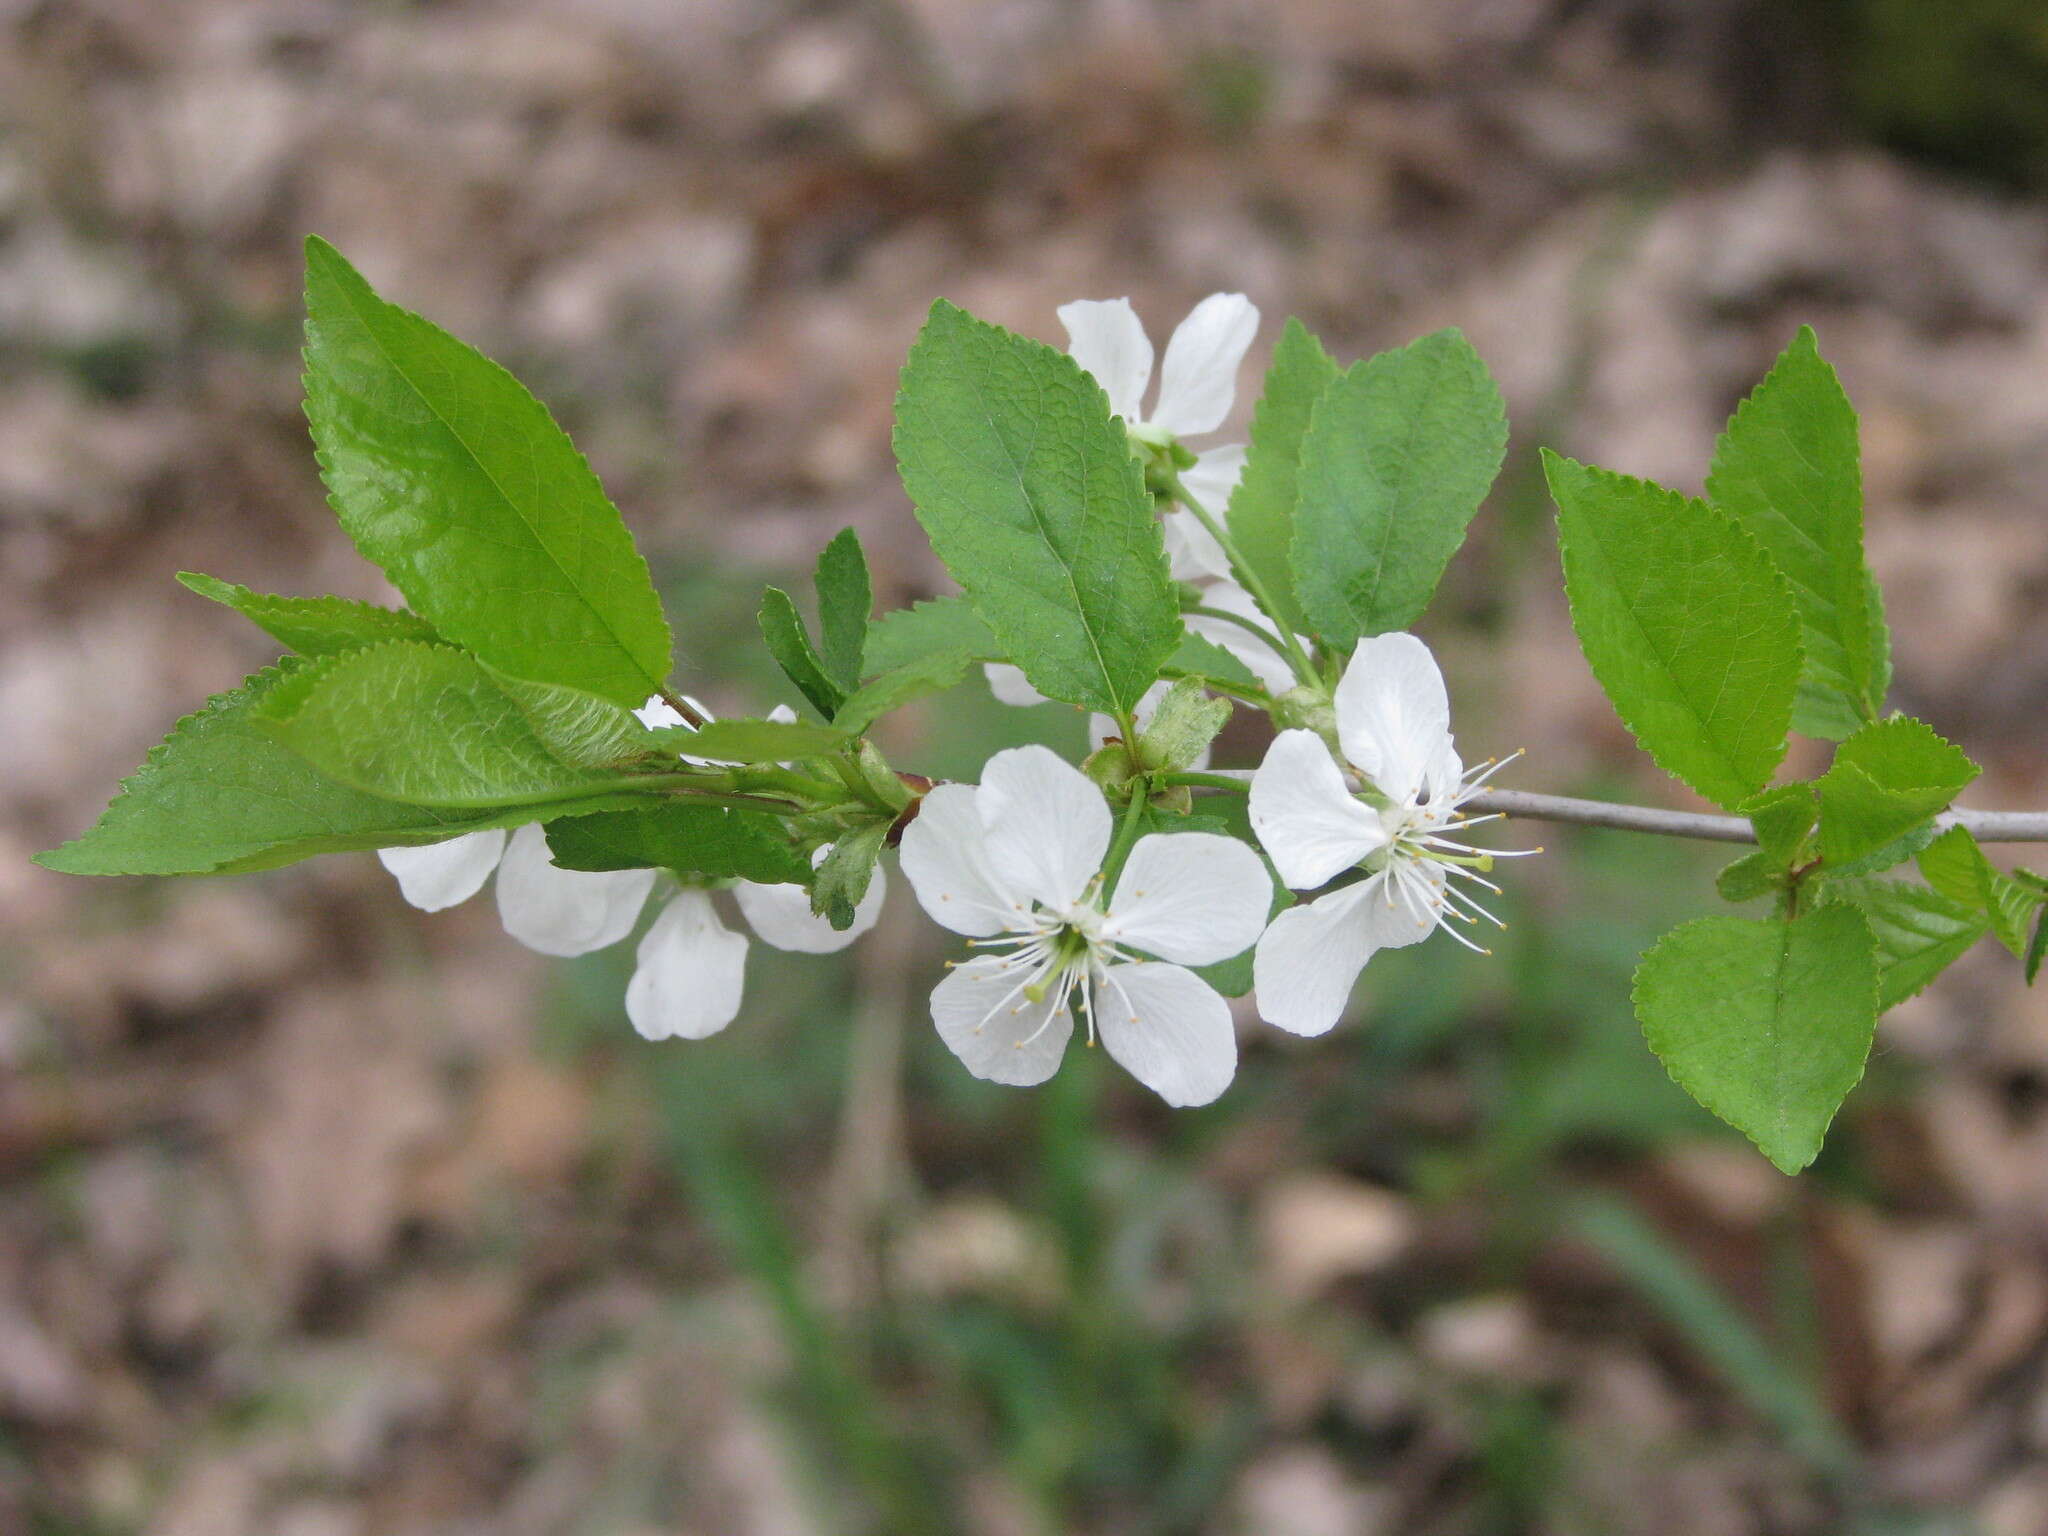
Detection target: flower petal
<box><xmin>899</xmin><ymin>784</ymin><xmax>1022</xmax><ymax>936</ymax></box>
<box><xmin>1180</xmin><ymin>443</ymin><xmax>1247</xmax><ymax>520</ymax></box>
<box><xmin>1252</xmin><ymin>883</ymin><xmax>1375</xmax><ymax>1036</ymax></box>
<box><xmin>1103</xmin><ymin>833</ymin><xmax>1272</xmax><ymax>965</ymax></box>
<box><xmin>634</xmin><ymin>695</ymin><xmax>686</xmax><ymax>729</ymax></box>
<box><xmin>767</xmin><ymin>702</ymin><xmax>798</xmax><ymax>724</ymax></box>
<box><xmin>1093</xmin><ymin>961</ymin><xmax>1237</xmax><ymax>1107</ymax></box>
<box><xmin>1058</xmin><ymin>298</ymin><xmax>1154</xmax><ymax>424</ymax></box>
<box><xmin>1150</xmin><ymin>293</ymin><xmax>1259</xmax><ymax>437</ymax></box>
<box><xmin>931</xmin><ymin>953</ymin><xmax>1072</xmax><ymax>1086</ymax></box>
<box><xmin>1249</xmin><ymin>730</ymin><xmax>1386</xmax><ymax>889</ymax></box>
<box><xmin>1253</xmin><ymin>872</ymin><xmax>1437</xmax><ymax>1036</ymax></box>
<box><xmin>983</xmin><ymin>662</ymin><xmax>1049</xmax><ymax>708</ymax></box>
<box><xmin>1334</xmin><ymin>632</ymin><xmax>1453</xmax><ymax>807</ymax></box>
<box><xmin>977</xmin><ymin>744</ymin><xmax>1111</xmax><ymax>911</ymax></box>
<box><xmin>735</xmin><ymin>858</ymin><xmax>885</xmax><ymax>954</ymax></box>
<box><xmin>494</xmin><ymin>823</ymin><xmax>656</xmax><ymax>956</ymax></box>
<box><xmin>1162</xmin><ymin>507</ymin><xmax>1232</xmax><ymax>583</ymax></box>
<box><xmin>378</xmin><ymin>828</ymin><xmax>507</xmax><ymax>911</ymax></box>
<box><xmin>625</xmin><ymin>889</ymin><xmax>749</xmax><ymax>1041</ymax></box>
<box><xmin>1182</xmin><ymin>582</ymin><xmax>1297</xmax><ymax>694</ymax></box>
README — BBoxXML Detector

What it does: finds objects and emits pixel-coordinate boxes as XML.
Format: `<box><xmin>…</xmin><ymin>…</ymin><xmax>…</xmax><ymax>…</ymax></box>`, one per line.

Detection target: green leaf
<box><xmin>814</xmin><ymin>528</ymin><xmax>872</xmax><ymax>691</ymax></box>
<box><xmin>1633</xmin><ymin>906</ymin><xmax>1879</xmax><ymax>1174</ymax></box>
<box><xmin>1544</xmin><ymin>452</ymin><xmax>1803</xmax><ymax>810</ymax></box>
<box><xmin>34</xmin><ymin>660</ymin><xmax>555</xmax><ymax>876</ymax></box>
<box><xmin>758</xmin><ymin>586</ymin><xmax>845</xmax><ymax>719</ymax></box>
<box><xmin>301</xmin><ymin>236</ymin><xmax>672</xmax><ymax>708</ymax></box>
<box><xmin>1716</xmin><ymin>851</ymin><xmax>1783</xmax><ymax>904</ymax></box>
<box><xmin>863</xmin><ymin>596</ymin><xmax>1002</xmax><ymax>675</ymax></box>
<box><xmin>1225</xmin><ymin>318</ymin><xmax>1339</xmax><ymax>633</ymax></box>
<box><xmin>258</xmin><ymin>642</ymin><xmax>647</xmax><ymax>809</ymax></box>
<box><xmin>1827</xmin><ymin>878</ymin><xmax>1989</xmax><ymax>1008</ymax></box>
<box><xmin>1917</xmin><ymin>825</ymin><xmax>2040</xmax><ymax>956</ymax></box>
<box><xmin>1165</xmin><ymin>629</ymin><xmax>1260</xmax><ymax>692</ymax></box>
<box><xmin>177</xmin><ymin>572</ymin><xmax>439</xmax><ymax>656</ymax></box>
<box><xmin>1291</xmin><ymin>328</ymin><xmax>1508</xmax><ymax>646</ymax></box>
<box><xmin>2028</xmin><ymin>906</ymin><xmax>2048</xmax><ymax>985</ymax></box>
<box><xmin>1815</xmin><ymin>715</ymin><xmax>1977</xmax><ymax>869</ymax></box>
<box><xmin>893</xmin><ymin>299</ymin><xmax>1179</xmax><ymax>716</ymax></box>
<box><xmin>669</xmin><ymin>717</ymin><xmax>848</xmax><ymax>763</ymax></box>
<box><xmin>1742</xmin><ymin>784</ymin><xmax>1818</xmax><ymax>867</ymax></box>
<box><xmin>812</xmin><ymin>816</ymin><xmax>891</xmax><ymax>930</ymax></box>
<box><xmin>834</xmin><ymin>652</ymin><xmax>977</xmax><ymax>737</ymax></box>
<box><xmin>545</xmin><ymin>804</ymin><xmax>807</xmax><ymax>885</ymax></box>
<box><xmin>1706</xmin><ymin>327</ymin><xmax>1889</xmax><ymax>739</ymax></box>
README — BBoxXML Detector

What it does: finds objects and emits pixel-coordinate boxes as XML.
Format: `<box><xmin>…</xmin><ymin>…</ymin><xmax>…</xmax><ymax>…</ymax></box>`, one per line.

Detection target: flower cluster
<box><xmin>377</xmin><ymin>296</ymin><xmax>1526</xmax><ymax>1107</ymax></box>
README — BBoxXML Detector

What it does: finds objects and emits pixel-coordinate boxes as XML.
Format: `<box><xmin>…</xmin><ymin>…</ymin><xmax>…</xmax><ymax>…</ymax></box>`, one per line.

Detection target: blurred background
<box><xmin>5</xmin><ymin>1</ymin><xmax>2048</xmax><ymax>1531</ymax></box>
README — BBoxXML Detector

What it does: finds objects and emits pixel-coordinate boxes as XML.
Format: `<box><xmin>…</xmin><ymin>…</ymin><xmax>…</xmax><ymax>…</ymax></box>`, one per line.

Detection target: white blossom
<box><xmin>1249</xmin><ymin>634</ymin><xmax>1524</xmax><ymax>1037</ymax></box>
<box><xmin>900</xmin><ymin>744</ymin><xmax>1270</xmax><ymax>1106</ymax></box>
<box><xmin>1059</xmin><ymin>292</ymin><xmax>1259</xmax><ymax>583</ymax></box>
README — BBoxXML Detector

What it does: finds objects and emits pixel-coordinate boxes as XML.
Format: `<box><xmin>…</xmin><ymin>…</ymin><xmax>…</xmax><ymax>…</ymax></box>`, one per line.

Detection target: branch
<box><xmin>1468</xmin><ymin>789</ymin><xmax>2048</xmax><ymax>846</ymax></box>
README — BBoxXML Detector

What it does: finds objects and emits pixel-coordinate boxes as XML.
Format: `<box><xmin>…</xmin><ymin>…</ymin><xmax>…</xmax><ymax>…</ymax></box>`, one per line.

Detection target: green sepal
<box><xmin>177</xmin><ymin>572</ymin><xmax>440</xmax><ymax>656</ymax></box>
<box><xmin>812</xmin><ymin>816</ymin><xmax>892</xmax><ymax>930</ymax></box>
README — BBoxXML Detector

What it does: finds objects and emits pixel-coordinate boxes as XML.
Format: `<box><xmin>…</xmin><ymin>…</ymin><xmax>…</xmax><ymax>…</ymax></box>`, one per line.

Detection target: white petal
<box><xmin>1254</xmin><ymin>871</ymin><xmax>1438</xmax><ymax>1037</ymax></box>
<box><xmin>494</xmin><ymin>824</ymin><xmax>656</xmax><ymax>957</ymax></box>
<box><xmin>1334</xmin><ymin>632</ymin><xmax>1453</xmax><ymax>807</ymax></box>
<box><xmin>625</xmin><ymin>889</ymin><xmax>749</xmax><ymax>1041</ymax></box>
<box><xmin>898</xmin><ymin>784</ymin><xmax>1023</xmax><ymax>937</ymax></box>
<box><xmin>735</xmin><ymin>858</ymin><xmax>885</xmax><ymax>954</ymax></box>
<box><xmin>1093</xmin><ymin>962</ymin><xmax>1236</xmax><ymax>1107</ymax></box>
<box><xmin>983</xmin><ymin>662</ymin><xmax>1049</xmax><ymax>708</ymax></box>
<box><xmin>1249</xmin><ymin>730</ymin><xmax>1386</xmax><ymax>889</ymax></box>
<box><xmin>1179</xmin><ymin>443</ymin><xmax>1247</xmax><ymax>518</ymax></box>
<box><xmin>1183</xmin><ymin>582</ymin><xmax>1297</xmax><ymax>694</ymax></box>
<box><xmin>931</xmin><ymin>953</ymin><xmax>1072</xmax><ymax>1087</ymax></box>
<box><xmin>1150</xmin><ymin>293</ymin><xmax>1259</xmax><ymax>437</ymax></box>
<box><xmin>1103</xmin><ymin>833</ymin><xmax>1271</xmax><ymax>965</ymax></box>
<box><xmin>977</xmin><ymin>744</ymin><xmax>1111</xmax><ymax>911</ymax></box>
<box><xmin>378</xmin><ymin>828</ymin><xmax>506</xmax><ymax>911</ymax></box>
<box><xmin>1057</xmin><ymin>298</ymin><xmax>1154</xmax><ymax>423</ymax></box>
<box><xmin>767</xmin><ymin>702</ymin><xmax>798</xmax><ymax>724</ymax></box>
<box><xmin>634</xmin><ymin>695</ymin><xmax>686</xmax><ymax>729</ymax></box>
<box><xmin>1163</xmin><ymin>507</ymin><xmax>1233</xmax><ymax>583</ymax></box>
<box><xmin>1252</xmin><ymin>883</ymin><xmax>1375</xmax><ymax>1036</ymax></box>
